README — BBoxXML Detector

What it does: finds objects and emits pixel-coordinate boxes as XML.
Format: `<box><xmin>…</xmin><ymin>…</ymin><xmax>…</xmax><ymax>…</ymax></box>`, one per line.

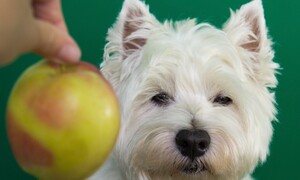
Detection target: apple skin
<box><xmin>6</xmin><ymin>60</ymin><xmax>120</xmax><ymax>179</ymax></box>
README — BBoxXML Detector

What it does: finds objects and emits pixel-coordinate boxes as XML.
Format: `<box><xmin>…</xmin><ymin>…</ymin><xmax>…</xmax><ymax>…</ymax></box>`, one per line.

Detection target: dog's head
<box><xmin>101</xmin><ymin>0</ymin><xmax>279</xmax><ymax>179</ymax></box>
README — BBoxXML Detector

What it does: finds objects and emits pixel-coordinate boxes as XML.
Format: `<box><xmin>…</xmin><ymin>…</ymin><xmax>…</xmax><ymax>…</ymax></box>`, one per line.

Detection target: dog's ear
<box><xmin>107</xmin><ymin>0</ymin><xmax>158</xmax><ymax>59</ymax></box>
<box><xmin>223</xmin><ymin>0</ymin><xmax>279</xmax><ymax>87</ymax></box>
<box><xmin>101</xmin><ymin>0</ymin><xmax>158</xmax><ymax>91</ymax></box>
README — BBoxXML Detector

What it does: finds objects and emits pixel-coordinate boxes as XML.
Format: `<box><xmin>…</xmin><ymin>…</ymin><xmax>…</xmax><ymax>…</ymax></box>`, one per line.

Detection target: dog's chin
<box><xmin>181</xmin><ymin>161</ymin><xmax>207</xmax><ymax>175</ymax></box>
<box><xmin>182</xmin><ymin>161</ymin><xmax>206</xmax><ymax>174</ymax></box>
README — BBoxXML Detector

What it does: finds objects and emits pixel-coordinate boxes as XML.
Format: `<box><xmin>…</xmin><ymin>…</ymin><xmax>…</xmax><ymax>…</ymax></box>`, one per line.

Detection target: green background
<box><xmin>0</xmin><ymin>0</ymin><xmax>299</xmax><ymax>179</ymax></box>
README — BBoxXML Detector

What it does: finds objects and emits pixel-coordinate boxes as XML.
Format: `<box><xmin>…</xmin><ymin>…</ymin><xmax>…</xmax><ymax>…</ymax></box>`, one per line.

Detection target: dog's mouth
<box><xmin>182</xmin><ymin>161</ymin><xmax>206</xmax><ymax>174</ymax></box>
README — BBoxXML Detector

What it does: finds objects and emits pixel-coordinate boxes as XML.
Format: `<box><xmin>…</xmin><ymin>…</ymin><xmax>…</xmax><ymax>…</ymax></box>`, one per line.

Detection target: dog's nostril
<box><xmin>198</xmin><ymin>141</ymin><xmax>208</xmax><ymax>150</ymax></box>
<box><xmin>180</xmin><ymin>141</ymin><xmax>189</xmax><ymax>148</ymax></box>
<box><xmin>175</xmin><ymin>129</ymin><xmax>210</xmax><ymax>160</ymax></box>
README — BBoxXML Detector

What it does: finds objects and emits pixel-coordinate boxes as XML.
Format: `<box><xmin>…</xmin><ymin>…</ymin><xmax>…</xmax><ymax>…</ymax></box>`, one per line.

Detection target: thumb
<box><xmin>33</xmin><ymin>20</ymin><xmax>81</xmax><ymax>63</ymax></box>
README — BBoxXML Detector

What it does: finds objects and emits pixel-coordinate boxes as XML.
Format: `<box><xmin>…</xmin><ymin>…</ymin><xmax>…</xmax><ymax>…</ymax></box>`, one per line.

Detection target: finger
<box><xmin>32</xmin><ymin>20</ymin><xmax>81</xmax><ymax>63</ymax></box>
<box><xmin>32</xmin><ymin>0</ymin><xmax>67</xmax><ymax>31</ymax></box>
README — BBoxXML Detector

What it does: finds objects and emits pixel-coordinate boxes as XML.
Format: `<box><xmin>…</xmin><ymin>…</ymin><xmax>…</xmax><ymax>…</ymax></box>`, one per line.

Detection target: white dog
<box><xmin>91</xmin><ymin>0</ymin><xmax>279</xmax><ymax>179</ymax></box>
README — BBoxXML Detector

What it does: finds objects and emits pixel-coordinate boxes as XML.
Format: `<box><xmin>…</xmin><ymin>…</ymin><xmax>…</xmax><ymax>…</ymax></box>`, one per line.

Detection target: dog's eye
<box><xmin>213</xmin><ymin>94</ymin><xmax>233</xmax><ymax>106</ymax></box>
<box><xmin>151</xmin><ymin>92</ymin><xmax>172</xmax><ymax>106</ymax></box>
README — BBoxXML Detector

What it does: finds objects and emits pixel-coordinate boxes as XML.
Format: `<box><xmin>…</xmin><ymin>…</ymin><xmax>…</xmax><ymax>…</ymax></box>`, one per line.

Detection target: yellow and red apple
<box><xmin>6</xmin><ymin>60</ymin><xmax>120</xmax><ymax>179</ymax></box>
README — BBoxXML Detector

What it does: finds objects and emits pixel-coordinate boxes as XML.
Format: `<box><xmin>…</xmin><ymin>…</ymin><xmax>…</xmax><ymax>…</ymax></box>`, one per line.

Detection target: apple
<box><xmin>6</xmin><ymin>60</ymin><xmax>120</xmax><ymax>179</ymax></box>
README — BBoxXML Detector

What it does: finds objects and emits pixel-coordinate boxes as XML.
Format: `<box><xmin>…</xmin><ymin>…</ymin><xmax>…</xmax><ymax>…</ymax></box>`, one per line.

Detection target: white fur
<box><xmin>90</xmin><ymin>0</ymin><xmax>279</xmax><ymax>179</ymax></box>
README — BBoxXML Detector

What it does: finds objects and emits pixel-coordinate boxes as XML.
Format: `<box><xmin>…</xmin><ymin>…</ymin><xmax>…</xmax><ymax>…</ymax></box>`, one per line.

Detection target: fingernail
<box><xmin>58</xmin><ymin>44</ymin><xmax>81</xmax><ymax>62</ymax></box>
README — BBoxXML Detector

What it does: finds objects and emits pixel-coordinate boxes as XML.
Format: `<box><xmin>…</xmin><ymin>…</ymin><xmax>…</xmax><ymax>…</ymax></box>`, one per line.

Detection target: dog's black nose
<box><xmin>175</xmin><ymin>129</ymin><xmax>210</xmax><ymax>160</ymax></box>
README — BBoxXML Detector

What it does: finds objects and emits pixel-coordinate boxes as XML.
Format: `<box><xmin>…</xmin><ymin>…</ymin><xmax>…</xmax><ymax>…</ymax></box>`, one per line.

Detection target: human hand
<box><xmin>0</xmin><ymin>0</ymin><xmax>81</xmax><ymax>66</ymax></box>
